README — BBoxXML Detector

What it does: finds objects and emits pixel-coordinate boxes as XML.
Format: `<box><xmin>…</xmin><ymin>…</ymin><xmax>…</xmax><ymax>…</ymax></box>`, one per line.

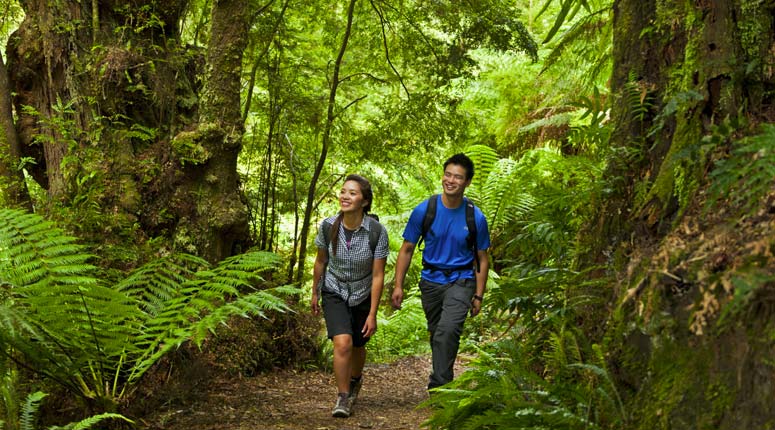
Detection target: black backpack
<box><xmin>418</xmin><ymin>194</ymin><xmax>480</xmax><ymax>273</ymax></box>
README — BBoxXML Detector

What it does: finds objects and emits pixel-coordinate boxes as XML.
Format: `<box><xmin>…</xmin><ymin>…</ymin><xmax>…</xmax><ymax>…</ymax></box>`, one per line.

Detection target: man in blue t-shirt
<box><xmin>392</xmin><ymin>153</ymin><xmax>491</xmax><ymax>391</ymax></box>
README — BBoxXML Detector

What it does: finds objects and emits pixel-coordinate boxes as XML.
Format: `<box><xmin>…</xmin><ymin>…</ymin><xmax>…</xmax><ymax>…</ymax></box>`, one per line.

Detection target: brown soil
<box><xmin>142</xmin><ymin>355</ymin><xmax>446</xmax><ymax>430</ymax></box>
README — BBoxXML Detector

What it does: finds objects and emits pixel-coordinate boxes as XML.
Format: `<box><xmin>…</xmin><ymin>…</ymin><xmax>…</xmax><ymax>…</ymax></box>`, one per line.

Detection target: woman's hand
<box><xmin>361</xmin><ymin>314</ymin><xmax>378</xmax><ymax>338</ymax></box>
<box><xmin>311</xmin><ymin>290</ymin><xmax>320</xmax><ymax>315</ymax></box>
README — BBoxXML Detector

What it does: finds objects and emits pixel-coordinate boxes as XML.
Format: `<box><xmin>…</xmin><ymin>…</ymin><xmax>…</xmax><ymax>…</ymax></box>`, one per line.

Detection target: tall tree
<box><xmin>594</xmin><ymin>0</ymin><xmax>775</xmax><ymax>247</ymax></box>
<box><xmin>3</xmin><ymin>0</ymin><xmax>255</xmax><ymax>262</ymax></box>
<box><xmin>583</xmin><ymin>0</ymin><xmax>775</xmax><ymax>427</ymax></box>
<box><xmin>294</xmin><ymin>0</ymin><xmax>358</xmax><ymax>283</ymax></box>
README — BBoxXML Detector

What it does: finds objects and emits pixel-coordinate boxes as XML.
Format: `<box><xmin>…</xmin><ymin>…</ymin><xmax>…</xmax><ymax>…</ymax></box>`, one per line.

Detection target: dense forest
<box><xmin>1</xmin><ymin>0</ymin><xmax>774</xmax><ymax>428</ymax></box>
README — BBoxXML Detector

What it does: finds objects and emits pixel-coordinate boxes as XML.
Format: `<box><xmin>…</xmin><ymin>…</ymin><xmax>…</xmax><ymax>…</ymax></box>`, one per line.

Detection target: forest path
<box><xmin>146</xmin><ymin>355</ymin><xmax>440</xmax><ymax>430</ymax></box>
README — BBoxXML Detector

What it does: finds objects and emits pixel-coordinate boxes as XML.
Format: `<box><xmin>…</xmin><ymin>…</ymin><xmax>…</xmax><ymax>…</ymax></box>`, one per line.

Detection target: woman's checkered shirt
<box><xmin>314</xmin><ymin>215</ymin><xmax>389</xmax><ymax>306</ymax></box>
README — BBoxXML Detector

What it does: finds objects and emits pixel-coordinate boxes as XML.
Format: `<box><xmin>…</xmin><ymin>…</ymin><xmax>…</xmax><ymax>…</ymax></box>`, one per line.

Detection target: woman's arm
<box><xmin>362</xmin><ymin>257</ymin><xmax>387</xmax><ymax>337</ymax></box>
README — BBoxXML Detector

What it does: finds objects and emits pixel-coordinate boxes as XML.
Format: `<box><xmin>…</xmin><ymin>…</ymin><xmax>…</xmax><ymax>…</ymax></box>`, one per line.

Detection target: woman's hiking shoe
<box><xmin>332</xmin><ymin>393</ymin><xmax>352</xmax><ymax>418</ymax></box>
<box><xmin>349</xmin><ymin>376</ymin><xmax>363</xmax><ymax>404</ymax></box>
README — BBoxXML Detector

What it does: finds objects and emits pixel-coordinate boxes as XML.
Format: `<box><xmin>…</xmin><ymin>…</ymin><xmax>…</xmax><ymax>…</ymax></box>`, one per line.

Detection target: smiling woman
<box><xmin>310</xmin><ymin>174</ymin><xmax>390</xmax><ymax>418</ymax></box>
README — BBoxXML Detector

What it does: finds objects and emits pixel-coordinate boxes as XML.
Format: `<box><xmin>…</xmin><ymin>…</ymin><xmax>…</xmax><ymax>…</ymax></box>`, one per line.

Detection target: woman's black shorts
<box><xmin>321</xmin><ymin>289</ymin><xmax>372</xmax><ymax>347</ymax></box>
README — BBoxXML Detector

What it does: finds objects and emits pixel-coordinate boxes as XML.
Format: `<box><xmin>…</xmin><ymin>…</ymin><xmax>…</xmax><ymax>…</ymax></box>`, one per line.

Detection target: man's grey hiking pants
<box><xmin>418</xmin><ymin>277</ymin><xmax>476</xmax><ymax>390</ymax></box>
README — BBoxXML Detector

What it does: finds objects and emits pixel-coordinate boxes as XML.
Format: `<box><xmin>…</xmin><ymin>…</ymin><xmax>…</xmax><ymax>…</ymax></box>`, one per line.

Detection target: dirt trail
<box><xmin>145</xmin><ymin>355</ymin><xmax>439</xmax><ymax>430</ymax></box>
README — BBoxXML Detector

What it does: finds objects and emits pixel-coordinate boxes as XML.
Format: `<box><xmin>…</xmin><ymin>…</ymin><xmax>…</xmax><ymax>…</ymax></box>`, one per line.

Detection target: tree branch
<box><xmin>369</xmin><ymin>0</ymin><xmax>410</xmax><ymax>98</ymax></box>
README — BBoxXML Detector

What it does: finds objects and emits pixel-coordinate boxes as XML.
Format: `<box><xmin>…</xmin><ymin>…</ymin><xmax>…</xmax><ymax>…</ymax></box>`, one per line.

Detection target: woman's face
<box><xmin>339</xmin><ymin>180</ymin><xmax>367</xmax><ymax>214</ymax></box>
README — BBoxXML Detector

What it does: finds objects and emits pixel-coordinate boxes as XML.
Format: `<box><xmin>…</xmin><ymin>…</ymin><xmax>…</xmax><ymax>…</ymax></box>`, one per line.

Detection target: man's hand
<box><xmin>392</xmin><ymin>241</ymin><xmax>414</xmax><ymax>310</ymax></box>
<box><xmin>470</xmin><ymin>295</ymin><xmax>483</xmax><ymax>317</ymax></box>
<box><xmin>391</xmin><ymin>286</ymin><xmax>404</xmax><ymax>310</ymax></box>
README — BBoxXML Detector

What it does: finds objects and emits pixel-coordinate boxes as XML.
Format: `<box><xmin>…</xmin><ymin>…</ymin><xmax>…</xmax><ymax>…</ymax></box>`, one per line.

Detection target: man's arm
<box><xmin>470</xmin><ymin>249</ymin><xmax>489</xmax><ymax>317</ymax></box>
<box><xmin>391</xmin><ymin>240</ymin><xmax>416</xmax><ymax>309</ymax></box>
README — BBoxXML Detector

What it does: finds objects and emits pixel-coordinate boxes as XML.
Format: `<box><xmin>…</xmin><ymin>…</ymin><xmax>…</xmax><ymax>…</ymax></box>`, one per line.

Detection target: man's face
<box><xmin>442</xmin><ymin>164</ymin><xmax>471</xmax><ymax>198</ymax></box>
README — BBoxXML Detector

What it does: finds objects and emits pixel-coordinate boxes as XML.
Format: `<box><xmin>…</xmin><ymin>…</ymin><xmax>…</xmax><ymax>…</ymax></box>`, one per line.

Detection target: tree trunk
<box><xmin>606</xmin><ymin>0</ymin><xmax>773</xmax><ymax>237</ymax></box>
<box><xmin>0</xmin><ymin>53</ymin><xmax>31</xmax><ymax>209</ymax></box>
<box><xmin>294</xmin><ymin>0</ymin><xmax>358</xmax><ymax>282</ymax></box>
<box><xmin>173</xmin><ymin>0</ymin><xmax>253</xmax><ymax>262</ymax></box>
<box><xmin>591</xmin><ymin>1</ymin><xmax>775</xmax><ymax>428</ymax></box>
<box><xmin>5</xmin><ymin>0</ymin><xmax>252</xmax><ymax>263</ymax></box>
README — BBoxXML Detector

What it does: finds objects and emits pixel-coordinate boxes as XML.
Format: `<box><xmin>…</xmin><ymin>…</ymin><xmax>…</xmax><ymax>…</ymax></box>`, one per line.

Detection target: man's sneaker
<box><xmin>349</xmin><ymin>377</ymin><xmax>363</xmax><ymax>404</ymax></box>
<box><xmin>332</xmin><ymin>393</ymin><xmax>352</xmax><ymax>418</ymax></box>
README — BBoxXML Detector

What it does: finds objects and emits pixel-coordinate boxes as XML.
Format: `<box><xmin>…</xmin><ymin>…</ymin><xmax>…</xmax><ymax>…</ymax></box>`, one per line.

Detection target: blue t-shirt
<box><xmin>402</xmin><ymin>195</ymin><xmax>490</xmax><ymax>284</ymax></box>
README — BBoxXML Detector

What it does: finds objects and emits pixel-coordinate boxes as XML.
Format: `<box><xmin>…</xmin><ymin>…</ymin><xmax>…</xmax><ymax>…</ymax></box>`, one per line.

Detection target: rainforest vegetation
<box><xmin>1</xmin><ymin>0</ymin><xmax>775</xmax><ymax>428</ymax></box>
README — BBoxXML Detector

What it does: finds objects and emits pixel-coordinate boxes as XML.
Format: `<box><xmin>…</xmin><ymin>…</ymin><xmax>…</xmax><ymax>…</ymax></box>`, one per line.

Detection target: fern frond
<box><xmin>20</xmin><ymin>391</ymin><xmax>46</xmax><ymax>430</ymax></box>
<box><xmin>464</xmin><ymin>144</ymin><xmax>499</xmax><ymax>189</ymax></box>
<box><xmin>0</xmin><ymin>210</ymin><xmax>141</xmax><ymax>399</ymax></box>
<box><xmin>542</xmin><ymin>8</ymin><xmax>609</xmax><ymax>73</ymax></box>
<box><xmin>46</xmin><ymin>412</ymin><xmax>132</xmax><ymax>430</ymax></box>
<box><xmin>706</xmin><ymin>124</ymin><xmax>775</xmax><ymax>216</ymax></box>
<box><xmin>115</xmin><ymin>253</ymin><xmax>207</xmax><ymax>316</ymax></box>
<box><xmin>1</xmin><ymin>210</ymin><xmax>296</xmax><ymax>410</ymax></box>
<box><xmin>125</xmin><ymin>251</ymin><xmax>294</xmax><ymax>384</ymax></box>
<box><xmin>0</xmin><ymin>209</ymin><xmax>95</xmax><ymax>291</ymax></box>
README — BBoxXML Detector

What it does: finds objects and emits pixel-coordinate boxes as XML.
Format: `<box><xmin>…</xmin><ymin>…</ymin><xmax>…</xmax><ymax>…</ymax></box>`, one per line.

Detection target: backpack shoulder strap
<box><xmin>464</xmin><ymin>198</ymin><xmax>480</xmax><ymax>272</ymax></box>
<box><xmin>321</xmin><ymin>219</ymin><xmax>332</xmax><ymax>249</ymax></box>
<box><xmin>418</xmin><ymin>194</ymin><xmax>438</xmax><ymax>249</ymax></box>
<box><xmin>367</xmin><ymin>215</ymin><xmax>383</xmax><ymax>255</ymax></box>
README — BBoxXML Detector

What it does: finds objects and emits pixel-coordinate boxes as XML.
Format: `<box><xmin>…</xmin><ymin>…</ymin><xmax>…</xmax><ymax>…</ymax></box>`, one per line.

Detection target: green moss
<box><xmin>207</xmin><ymin>197</ymin><xmax>247</xmax><ymax>230</ymax></box>
<box><xmin>173</xmin><ymin>218</ymin><xmax>198</xmax><ymax>254</ymax></box>
<box><xmin>738</xmin><ymin>0</ymin><xmax>766</xmax><ymax>59</ymax></box>
<box><xmin>705</xmin><ymin>380</ymin><xmax>733</xmax><ymax>427</ymax></box>
<box><xmin>171</xmin><ymin>125</ymin><xmax>219</xmax><ymax>165</ymax></box>
<box><xmin>631</xmin><ymin>340</ymin><xmax>717</xmax><ymax>430</ymax></box>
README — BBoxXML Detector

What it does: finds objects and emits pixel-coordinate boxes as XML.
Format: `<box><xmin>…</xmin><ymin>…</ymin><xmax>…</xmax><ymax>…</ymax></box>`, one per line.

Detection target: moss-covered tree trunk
<box><xmin>0</xmin><ymin>53</ymin><xmax>30</xmax><ymax>209</ymax></box>
<box><xmin>4</xmin><ymin>0</ymin><xmax>251</xmax><ymax>263</ymax></box>
<box><xmin>601</xmin><ymin>0</ymin><xmax>774</xmax><ymax>240</ymax></box>
<box><xmin>171</xmin><ymin>0</ymin><xmax>252</xmax><ymax>262</ymax></box>
<box><xmin>588</xmin><ymin>1</ymin><xmax>775</xmax><ymax>428</ymax></box>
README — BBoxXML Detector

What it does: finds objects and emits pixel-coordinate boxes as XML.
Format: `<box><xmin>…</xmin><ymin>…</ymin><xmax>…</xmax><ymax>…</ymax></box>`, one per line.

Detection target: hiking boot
<box><xmin>332</xmin><ymin>393</ymin><xmax>352</xmax><ymax>418</ymax></box>
<box><xmin>349</xmin><ymin>376</ymin><xmax>363</xmax><ymax>404</ymax></box>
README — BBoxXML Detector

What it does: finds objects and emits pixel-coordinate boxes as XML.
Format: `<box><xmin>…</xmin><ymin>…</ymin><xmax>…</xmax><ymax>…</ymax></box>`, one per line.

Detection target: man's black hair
<box><xmin>443</xmin><ymin>153</ymin><xmax>475</xmax><ymax>180</ymax></box>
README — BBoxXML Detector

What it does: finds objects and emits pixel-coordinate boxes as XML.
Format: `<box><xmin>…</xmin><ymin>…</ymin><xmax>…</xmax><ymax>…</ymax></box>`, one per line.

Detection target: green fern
<box><xmin>0</xmin><ymin>209</ymin><xmax>141</xmax><ymax>398</ymax></box>
<box><xmin>705</xmin><ymin>124</ymin><xmax>775</xmax><ymax>217</ymax></box>
<box><xmin>45</xmin><ymin>412</ymin><xmax>130</xmax><ymax>430</ymax></box>
<box><xmin>11</xmin><ymin>391</ymin><xmax>131</xmax><ymax>430</ymax></box>
<box><xmin>0</xmin><ymin>209</ymin><xmax>297</xmax><ymax>411</ymax></box>
<box><xmin>424</xmin><ymin>267</ymin><xmax>621</xmax><ymax>430</ymax></box>
<box><xmin>20</xmin><ymin>392</ymin><xmax>46</xmax><ymax>430</ymax></box>
<box><xmin>1</xmin><ymin>366</ymin><xmax>20</xmax><ymax>430</ymax></box>
<box><xmin>623</xmin><ymin>72</ymin><xmax>655</xmax><ymax>127</ymax></box>
<box><xmin>369</xmin><ymin>293</ymin><xmax>429</xmax><ymax>361</ymax></box>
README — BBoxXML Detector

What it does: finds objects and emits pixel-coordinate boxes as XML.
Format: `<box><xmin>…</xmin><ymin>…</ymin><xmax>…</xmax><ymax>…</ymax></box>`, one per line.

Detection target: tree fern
<box><xmin>465</xmin><ymin>144</ymin><xmax>539</xmax><ymax>231</ymax></box>
<box><xmin>0</xmin><ymin>209</ymin><xmax>141</xmax><ymax>398</ymax></box>
<box><xmin>121</xmin><ymin>251</ymin><xmax>297</xmax><ymax>398</ymax></box>
<box><xmin>114</xmin><ymin>253</ymin><xmax>207</xmax><ymax>316</ymax></box>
